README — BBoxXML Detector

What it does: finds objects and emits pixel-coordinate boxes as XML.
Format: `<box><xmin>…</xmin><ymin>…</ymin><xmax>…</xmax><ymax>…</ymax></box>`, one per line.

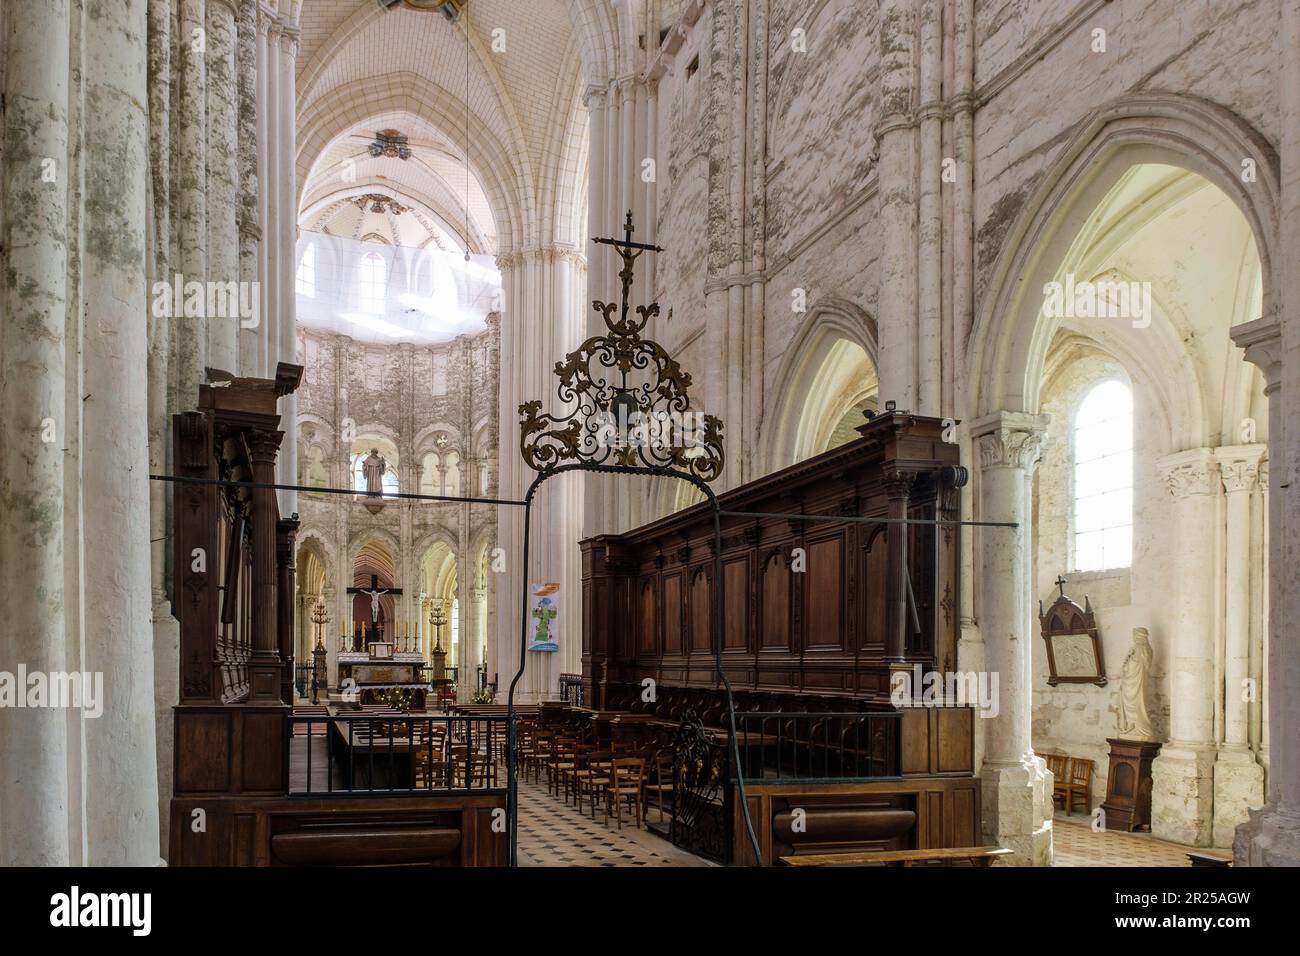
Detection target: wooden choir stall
<box><xmin>167</xmin><ymin>366</ymin><xmax>506</xmax><ymax>866</ymax></box>
<box><xmin>576</xmin><ymin>410</ymin><xmax>983</xmax><ymax>865</ymax></box>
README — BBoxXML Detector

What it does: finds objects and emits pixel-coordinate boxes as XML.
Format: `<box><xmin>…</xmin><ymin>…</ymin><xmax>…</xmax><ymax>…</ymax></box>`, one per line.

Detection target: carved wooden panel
<box><xmin>690</xmin><ymin>567</ymin><xmax>711</xmax><ymax>653</ymax></box>
<box><xmin>663</xmin><ymin>571</ymin><xmax>683</xmax><ymax>653</ymax></box>
<box><xmin>723</xmin><ymin>557</ymin><xmax>749</xmax><ymax>651</ymax></box>
<box><xmin>805</xmin><ymin>532</ymin><xmax>846</xmax><ymax>651</ymax></box>
<box><xmin>760</xmin><ymin>551</ymin><xmax>791</xmax><ymax>650</ymax></box>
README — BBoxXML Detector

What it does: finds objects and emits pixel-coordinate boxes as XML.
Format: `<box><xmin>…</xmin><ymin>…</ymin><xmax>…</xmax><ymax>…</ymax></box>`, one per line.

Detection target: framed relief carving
<box><xmin>1039</xmin><ymin>577</ymin><xmax>1106</xmax><ymax>686</ymax></box>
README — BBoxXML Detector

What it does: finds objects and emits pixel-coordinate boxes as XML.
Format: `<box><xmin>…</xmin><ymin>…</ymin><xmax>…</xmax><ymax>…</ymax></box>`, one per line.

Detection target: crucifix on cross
<box><xmin>592</xmin><ymin>210</ymin><xmax>663</xmax><ymax>328</ymax></box>
<box><xmin>347</xmin><ymin>574</ymin><xmax>403</xmax><ymax>625</ymax></box>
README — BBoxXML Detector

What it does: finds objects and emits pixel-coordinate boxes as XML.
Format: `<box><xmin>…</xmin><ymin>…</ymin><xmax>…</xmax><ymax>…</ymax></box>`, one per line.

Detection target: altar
<box><xmin>337</xmin><ymin>651</ymin><xmax>433</xmax><ymax>709</ymax></box>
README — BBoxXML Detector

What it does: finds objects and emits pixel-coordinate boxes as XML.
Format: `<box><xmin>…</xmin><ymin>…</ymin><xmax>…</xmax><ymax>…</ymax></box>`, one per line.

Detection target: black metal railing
<box><xmin>287</xmin><ymin>713</ymin><xmax>508</xmax><ymax>797</ymax></box>
<box><xmin>557</xmin><ymin>673</ymin><xmax>584</xmax><ymax>706</ymax></box>
<box><xmin>294</xmin><ymin>663</ymin><xmax>313</xmax><ymax>697</ymax></box>
<box><xmin>732</xmin><ymin>711</ymin><xmax>902</xmax><ymax>783</ymax></box>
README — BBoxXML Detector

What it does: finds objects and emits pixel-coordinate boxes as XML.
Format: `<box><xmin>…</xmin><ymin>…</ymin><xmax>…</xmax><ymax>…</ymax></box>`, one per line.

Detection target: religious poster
<box><xmin>528</xmin><ymin>582</ymin><xmax>560</xmax><ymax>652</ymax></box>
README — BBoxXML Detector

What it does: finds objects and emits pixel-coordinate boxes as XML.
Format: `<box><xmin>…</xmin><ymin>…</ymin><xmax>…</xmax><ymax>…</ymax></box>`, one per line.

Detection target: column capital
<box><xmin>582</xmin><ymin>84</ymin><xmax>608</xmax><ymax>109</ymax></box>
<box><xmin>1231</xmin><ymin>313</ymin><xmax>1282</xmax><ymax>394</ymax></box>
<box><xmin>1157</xmin><ymin>447</ymin><xmax>1219</xmax><ymax>497</ymax></box>
<box><xmin>1216</xmin><ymin>444</ymin><xmax>1266</xmax><ymax>494</ymax></box>
<box><xmin>277</xmin><ymin>20</ymin><xmax>299</xmax><ymax>56</ymax></box>
<box><xmin>250</xmin><ymin>428</ymin><xmax>285</xmax><ymax>463</ymax></box>
<box><xmin>970</xmin><ymin>411</ymin><xmax>1050</xmax><ymax>473</ymax></box>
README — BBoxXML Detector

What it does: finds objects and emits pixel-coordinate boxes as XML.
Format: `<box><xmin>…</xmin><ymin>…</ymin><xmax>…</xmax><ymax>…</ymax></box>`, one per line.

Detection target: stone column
<box><xmin>1213</xmin><ymin>445</ymin><xmax>1267</xmax><ymax>845</ymax></box>
<box><xmin>205</xmin><ymin>0</ymin><xmax>240</xmax><ymax>372</ymax></box>
<box><xmin>275</xmin><ymin>21</ymin><xmax>299</xmax><ymax>517</ymax></box>
<box><xmin>1150</xmin><ymin>448</ymin><xmax>1220</xmax><ymax>846</ymax></box>
<box><xmin>236</xmin><ymin>0</ymin><xmax>262</xmax><ymax>375</ymax></box>
<box><xmin>81</xmin><ymin>0</ymin><xmax>161</xmax><ymax>865</ymax></box>
<box><xmin>972</xmin><ymin>411</ymin><xmax>1052</xmax><ymax>866</ymax></box>
<box><xmin>0</xmin><ymin>0</ymin><xmax>71</xmax><ymax>867</ymax></box>
<box><xmin>1231</xmin><ymin>315</ymin><xmax>1298</xmax><ymax>864</ymax></box>
<box><xmin>257</xmin><ymin>10</ymin><xmax>276</xmax><ymax>373</ymax></box>
<box><xmin>176</xmin><ymin>0</ymin><xmax>208</xmax><ymax>409</ymax></box>
<box><xmin>875</xmin><ymin>0</ymin><xmax>917</xmax><ymax>411</ymax></box>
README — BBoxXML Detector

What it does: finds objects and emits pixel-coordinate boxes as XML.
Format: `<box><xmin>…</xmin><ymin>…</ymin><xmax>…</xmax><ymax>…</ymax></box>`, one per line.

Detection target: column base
<box><xmin>1151</xmin><ymin>743</ymin><xmax>1215</xmax><ymax>846</ymax></box>
<box><xmin>981</xmin><ymin>758</ymin><xmax>1054</xmax><ymax>865</ymax></box>
<box><xmin>1212</xmin><ymin>749</ymin><xmax>1265</xmax><ymax>847</ymax></box>
<box><xmin>1234</xmin><ymin>804</ymin><xmax>1300</xmax><ymax>866</ymax></box>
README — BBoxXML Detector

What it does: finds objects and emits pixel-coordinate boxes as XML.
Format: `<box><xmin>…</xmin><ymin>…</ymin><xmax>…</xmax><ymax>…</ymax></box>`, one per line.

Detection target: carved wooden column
<box><xmin>882</xmin><ymin>467</ymin><xmax>915</xmax><ymax>669</ymax></box>
<box><xmin>277</xmin><ymin>518</ymin><xmax>299</xmax><ymax>705</ymax></box>
<box><xmin>249</xmin><ymin>429</ymin><xmax>284</xmax><ymax>700</ymax></box>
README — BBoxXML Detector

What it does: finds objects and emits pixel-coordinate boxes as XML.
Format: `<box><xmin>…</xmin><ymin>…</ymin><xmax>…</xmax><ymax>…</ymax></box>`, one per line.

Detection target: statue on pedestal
<box><xmin>1116</xmin><ymin>627</ymin><xmax>1155</xmax><ymax>740</ymax></box>
<box><xmin>362</xmin><ymin>448</ymin><xmax>386</xmax><ymax>496</ymax></box>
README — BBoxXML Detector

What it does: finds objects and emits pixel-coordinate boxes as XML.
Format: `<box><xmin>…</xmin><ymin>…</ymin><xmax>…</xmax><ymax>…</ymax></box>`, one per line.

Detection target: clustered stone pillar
<box><xmin>973</xmin><ymin>411</ymin><xmax>1053</xmax><ymax>866</ymax></box>
<box><xmin>494</xmin><ymin>248</ymin><xmax>584</xmax><ymax>702</ymax></box>
<box><xmin>206</xmin><ymin>0</ymin><xmax>241</xmax><ymax>373</ymax></box>
<box><xmin>1232</xmin><ymin>312</ymin><xmax>1298</xmax><ymax>864</ymax></box>
<box><xmin>1214</xmin><ymin>445</ymin><xmax>1267</xmax><ymax>846</ymax></box>
<box><xmin>0</xmin><ymin>0</ymin><xmax>72</xmax><ymax>867</ymax></box>
<box><xmin>1150</xmin><ymin>449</ymin><xmax>1220</xmax><ymax>846</ymax></box>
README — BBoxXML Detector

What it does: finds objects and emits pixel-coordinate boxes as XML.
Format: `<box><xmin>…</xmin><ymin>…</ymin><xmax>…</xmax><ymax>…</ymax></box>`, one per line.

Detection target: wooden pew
<box><xmin>778</xmin><ymin>846</ymin><xmax>1012</xmax><ymax>867</ymax></box>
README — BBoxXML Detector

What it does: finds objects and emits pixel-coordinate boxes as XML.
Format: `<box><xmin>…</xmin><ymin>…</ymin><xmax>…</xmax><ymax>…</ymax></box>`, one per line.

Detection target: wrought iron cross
<box><xmin>593</xmin><ymin>211</ymin><xmax>663</xmax><ymax>329</ymax></box>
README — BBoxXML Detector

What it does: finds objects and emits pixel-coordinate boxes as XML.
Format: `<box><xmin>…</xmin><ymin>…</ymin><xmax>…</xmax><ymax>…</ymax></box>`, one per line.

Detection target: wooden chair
<box><xmin>575</xmin><ymin>749</ymin><xmax>613</xmax><ymax>817</ymax></box>
<box><xmin>562</xmin><ymin>743</ymin><xmax>594</xmax><ymax>805</ymax></box>
<box><xmin>642</xmin><ymin>749</ymin><xmax>674</xmax><ymax>822</ymax></box>
<box><xmin>414</xmin><ymin>726</ymin><xmax>448</xmax><ymax>788</ymax></box>
<box><xmin>1042</xmin><ymin>753</ymin><xmax>1069</xmax><ymax>809</ymax></box>
<box><xmin>1062</xmin><ymin>756</ymin><xmax>1094</xmax><ymax>815</ymax></box>
<box><xmin>547</xmin><ymin>738</ymin><xmax>577</xmax><ymax>797</ymax></box>
<box><xmin>604</xmin><ymin>757</ymin><xmax>645</xmax><ymax>829</ymax></box>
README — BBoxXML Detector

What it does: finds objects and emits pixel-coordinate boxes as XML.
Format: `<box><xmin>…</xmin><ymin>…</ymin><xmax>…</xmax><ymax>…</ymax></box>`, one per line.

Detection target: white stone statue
<box><xmin>362</xmin><ymin>448</ymin><xmax>386</xmax><ymax>495</ymax></box>
<box><xmin>1116</xmin><ymin>627</ymin><xmax>1156</xmax><ymax>740</ymax></box>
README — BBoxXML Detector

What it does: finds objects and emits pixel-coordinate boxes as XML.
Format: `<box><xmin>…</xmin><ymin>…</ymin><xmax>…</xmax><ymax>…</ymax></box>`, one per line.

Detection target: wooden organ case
<box><xmin>168</xmin><ymin>366</ymin><xmax>505</xmax><ymax>866</ymax></box>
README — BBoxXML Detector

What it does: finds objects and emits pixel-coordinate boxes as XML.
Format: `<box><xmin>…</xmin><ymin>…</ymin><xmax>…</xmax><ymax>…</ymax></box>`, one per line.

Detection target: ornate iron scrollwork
<box><xmin>670</xmin><ymin>711</ymin><xmax>733</xmax><ymax>864</ymax></box>
<box><xmin>519</xmin><ymin>212</ymin><xmax>725</xmax><ymax>482</ymax></box>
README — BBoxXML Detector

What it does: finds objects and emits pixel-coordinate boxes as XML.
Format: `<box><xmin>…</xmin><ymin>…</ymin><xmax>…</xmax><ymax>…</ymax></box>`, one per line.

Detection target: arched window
<box><xmin>1072</xmin><ymin>380</ymin><xmax>1133</xmax><ymax>571</ymax></box>
<box><xmin>358</xmin><ymin>251</ymin><xmax>387</xmax><ymax>314</ymax></box>
<box><xmin>296</xmin><ymin>244</ymin><xmax>316</xmax><ymax>297</ymax></box>
<box><xmin>350</xmin><ymin>452</ymin><xmax>399</xmax><ymax>497</ymax></box>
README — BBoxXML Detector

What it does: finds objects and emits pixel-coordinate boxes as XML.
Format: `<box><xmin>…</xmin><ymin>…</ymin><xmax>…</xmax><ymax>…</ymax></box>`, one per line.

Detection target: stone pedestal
<box><xmin>981</xmin><ymin>760</ymin><xmax>1054</xmax><ymax>866</ymax></box>
<box><xmin>1100</xmin><ymin>738</ymin><xmax>1161</xmax><ymax>832</ymax></box>
<box><xmin>1151</xmin><ymin>744</ymin><xmax>1216</xmax><ymax>846</ymax></box>
<box><xmin>1213</xmin><ymin>749</ymin><xmax>1265</xmax><ymax>847</ymax></box>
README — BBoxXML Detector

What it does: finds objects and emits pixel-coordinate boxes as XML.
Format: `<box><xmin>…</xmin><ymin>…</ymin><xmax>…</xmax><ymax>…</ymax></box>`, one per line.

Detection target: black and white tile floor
<box><xmin>515</xmin><ymin>773</ymin><xmax>713</xmax><ymax>867</ymax></box>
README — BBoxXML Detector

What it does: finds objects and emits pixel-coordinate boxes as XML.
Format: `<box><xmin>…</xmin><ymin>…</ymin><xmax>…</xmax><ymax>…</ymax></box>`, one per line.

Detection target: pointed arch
<box><xmin>969</xmin><ymin>93</ymin><xmax>1280</xmax><ymax>424</ymax></box>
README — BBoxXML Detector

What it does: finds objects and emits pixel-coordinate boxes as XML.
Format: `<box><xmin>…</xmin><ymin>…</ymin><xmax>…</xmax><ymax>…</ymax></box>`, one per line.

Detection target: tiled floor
<box><xmin>1051</xmin><ymin>813</ymin><xmax>1194</xmax><ymax>866</ymax></box>
<box><xmin>516</xmin><ymin>774</ymin><xmax>714</xmax><ymax>867</ymax></box>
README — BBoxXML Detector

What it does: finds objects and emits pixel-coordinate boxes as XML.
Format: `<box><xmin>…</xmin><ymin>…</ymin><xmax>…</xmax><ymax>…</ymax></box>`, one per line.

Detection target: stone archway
<box><xmin>964</xmin><ymin>93</ymin><xmax>1280</xmax><ymax>865</ymax></box>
